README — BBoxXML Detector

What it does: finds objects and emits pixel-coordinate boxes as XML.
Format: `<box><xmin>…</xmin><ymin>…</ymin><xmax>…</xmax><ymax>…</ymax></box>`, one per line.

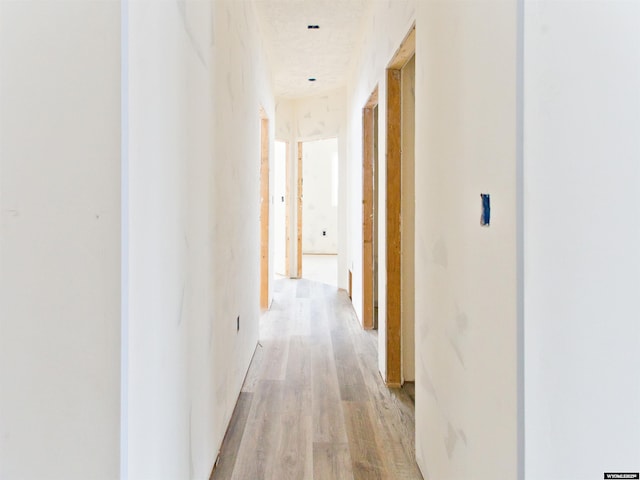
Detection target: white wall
<box><xmin>302</xmin><ymin>138</ymin><xmax>339</xmax><ymax>254</ymax></box>
<box><xmin>413</xmin><ymin>1</ymin><xmax>518</xmax><ymax>478</ymax></box>
<box><xmin>523</xmin><ymin>2</ymin><xmax>640</xmax><ymax>478</ymax></box>
<box><xmin>126</xmin><ymin>2</ymin><xmax>196</xmax><ymax>477</ymax></box>
<box><xmin>0</xmin><ymin>2</ymin><xmax>121</xmax><ymax>479</ymax></box>
<box><xmin>210</xmin><ymin>3</ymin><xmax>275</xmax><ymax>471</ymax></box>
<box><xmin>125</xmin><ymin>0</ymin><xmax>274</xmax><ymax>478</ymax></box>
<box><xmin>275</xmin><ymin>89</ymin><xmax>347</xmax><ymax>286</ymax></box>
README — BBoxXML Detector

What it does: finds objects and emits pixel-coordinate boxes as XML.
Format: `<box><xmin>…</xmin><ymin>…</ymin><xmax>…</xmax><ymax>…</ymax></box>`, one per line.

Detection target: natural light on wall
<box><xmin>332</xmin><ymin>152</ymin><xmax>338</xmax><ymax>207</ymax></box>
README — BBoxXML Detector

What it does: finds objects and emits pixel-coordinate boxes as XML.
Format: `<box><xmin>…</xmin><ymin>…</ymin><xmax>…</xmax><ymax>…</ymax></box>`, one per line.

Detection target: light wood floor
<box><xmin>211</xmin><ymin>278</ymin><xmax>423</xmax><ymax>480</ymax></box>
<box><xmin>302</xmin><ymin>254</ymin><xmax>338</xmax><ymax>287</ymax></box>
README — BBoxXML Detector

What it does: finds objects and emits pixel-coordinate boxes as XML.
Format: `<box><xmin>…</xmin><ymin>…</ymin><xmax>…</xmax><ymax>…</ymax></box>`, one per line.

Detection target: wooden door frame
<box><xmin>260</xmin><ymin>110</ymin><xmax>270</xmax><ymax>310</ymax></box>
<box><xmin>362</xmin><ymin>87</ymin><xmax>379</xmax><ymax>330</ymax></box>
<box><xmin>385</xmin><ymin>25</ymin><xmax>415</xmax><ymax>387</ymax></box>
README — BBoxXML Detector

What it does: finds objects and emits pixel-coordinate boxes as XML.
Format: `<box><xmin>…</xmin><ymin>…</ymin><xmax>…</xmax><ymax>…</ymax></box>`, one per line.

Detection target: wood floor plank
<box><xmin>330</xmin><ymin>325</ymin><xmax>368</xmax><ymax>401</ymax></box>
<box><xmin>258</xmin><ymin>335</ymin><xmax>289</xmax><ymax>381</ymax></box>
<box><xmin>313</xmin><ymin>442</ymin><xmax>354</xmax><ymax>480</ymax></box>
<box><xmin>292</xmin><ymin>298</ymin><xmax>311</xmax><ymax>337</ymax></box>
<box><xmin>311</xmin><ymin>340</ymin><xmax>348</xmax><ymax>444</ymax></box>
<box><xmin>286</xmin><ymin>335</ymin><xmax>311</xmax><ymax>386</ymax></box>
<box><xmin>377</xmin><ymin>390</ymin><xmax>421</xmax><ymax>478</ymax></box>
<box><xmin>308</xmin><ymin>297</ymin><xmax>327</xmax><ymax>340</ymax></box>
<box><xmin>296</xmin><ymin>281</ymin><xmax>310</xmax><ymax>298</ymax></box>
<box><xmin>229</xmin><ymin>380</ymin><xmax>285</xmax><ymax>480</ymax></box>
<box><xmin>271</xmin><ymin>382</ymin><xmax>313</xmax><ymax>480</ymax></box>
<box><xmin>342</xmin><ymin>401</ymin><xmax>387</xmax><ymax>480</ymax></box>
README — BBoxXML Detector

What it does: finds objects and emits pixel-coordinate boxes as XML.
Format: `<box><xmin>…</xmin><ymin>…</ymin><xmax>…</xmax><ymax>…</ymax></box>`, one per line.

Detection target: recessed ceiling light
<box><xmin>308</xmin><ymin>78</ymin><xmax>317</xmax><ymax>82</ymax></box>
<box><xmin>307</xmin><ymin>25</ymin><xmax>320</xmax><ymax>29</ymax></box>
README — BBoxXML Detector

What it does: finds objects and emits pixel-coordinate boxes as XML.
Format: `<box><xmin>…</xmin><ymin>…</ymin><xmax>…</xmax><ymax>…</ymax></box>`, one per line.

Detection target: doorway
<box><xmin>259</xmin><ymin>111</ymin><xmax>270</xmax><ymax>310</ymax></box>
<box><xmin>386</xmin><ymin>26</ymin><xmax>415</xmax><ymax>387</ymax></box>
<box><xmin>362</xmin><ymin>87</ymin><xmax>379</xmax><ymax>330</ymax></box>
<box><xmin>297</xmin><ymin>137</ymin><xmax>340</xmax><ymax>287</ymax></box>
<box><xmin>273</xmin><ymin>140</ymin><xmax>289</xmax><ymax>279</ymax></box>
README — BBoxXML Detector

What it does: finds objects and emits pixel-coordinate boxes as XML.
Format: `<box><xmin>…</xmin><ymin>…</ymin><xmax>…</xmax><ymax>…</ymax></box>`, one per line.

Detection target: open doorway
<box><xmin>273</xmin><ymin>140</ymin><xmax>289</xmax><ymax>279</ymax></box>
<box><xmin>362</xmin><ymin>87</ymin><xmax>379</xmax><ymax>330</ymax></box>
<box><xmin>386</xmin><ymin>26</ymin><xmax>415</xmax><ymax>387</ymax></box>
<box><xmin>297</xmin><ymin>137</ymin><xmax>339</xmax><ymax>287</ymax></box>
<box><xmin>259</xmin><ymin>111</ymin><xmax>270</xmax><ymax>310</ymax></box>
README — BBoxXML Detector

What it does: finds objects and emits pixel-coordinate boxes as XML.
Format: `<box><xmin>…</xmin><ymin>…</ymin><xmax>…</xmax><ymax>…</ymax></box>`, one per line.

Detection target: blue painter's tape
<box><xmin>481</xmin><ymin>194</ymin><xmax>490</xmax><ymax>226</ymax></box>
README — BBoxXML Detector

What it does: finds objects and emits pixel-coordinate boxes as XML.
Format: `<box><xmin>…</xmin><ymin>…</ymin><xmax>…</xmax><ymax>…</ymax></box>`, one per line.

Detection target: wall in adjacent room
<box><xmin>302</xmin><ymin>138</ymin><xmax>339</xmax><ymax>254</ymax></box>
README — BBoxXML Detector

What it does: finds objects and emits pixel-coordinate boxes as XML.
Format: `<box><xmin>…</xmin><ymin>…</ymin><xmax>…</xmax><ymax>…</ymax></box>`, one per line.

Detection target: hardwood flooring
<box><xmin>211</xmin><ymin>279</ymin><xmax>423</xmax><ymax>480</ymax></box>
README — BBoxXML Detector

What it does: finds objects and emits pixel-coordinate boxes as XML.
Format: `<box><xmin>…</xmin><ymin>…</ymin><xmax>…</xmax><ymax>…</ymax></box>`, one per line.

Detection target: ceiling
<box><xmin>253</xmin><ymin>0</ymin><xmax>372</xmax><ymax>99</ymax></box>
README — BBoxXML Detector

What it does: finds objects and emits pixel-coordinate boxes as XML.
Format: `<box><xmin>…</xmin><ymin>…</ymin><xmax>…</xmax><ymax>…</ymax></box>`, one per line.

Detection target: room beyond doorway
<box><xmin>298</xmin><ymin>137</ymin><xmax>339</xmax><ymax>287</ymax></box>
<box><xmin>273</xmin><ymin>140</ymin><xmax>289</xmax><ymax>279</ymax></box>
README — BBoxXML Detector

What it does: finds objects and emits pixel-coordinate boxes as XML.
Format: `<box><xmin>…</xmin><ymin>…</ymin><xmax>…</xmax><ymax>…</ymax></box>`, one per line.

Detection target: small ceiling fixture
<box><xmin>308</xmin><ymin>78</ymin><xmax>317</xmax><ymax>82</ymax></box>
<box><xmin>307</xmin><ymin>25</ymin><xmax>320</xmax><ymax>29</ymax></box>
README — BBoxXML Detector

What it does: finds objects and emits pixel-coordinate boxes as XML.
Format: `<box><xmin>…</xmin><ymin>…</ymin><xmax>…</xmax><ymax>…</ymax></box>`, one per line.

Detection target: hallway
<box><xmin>2</xmin><ymin>1</ymin><xmax>639</xmax><ymax>478</ymax></box>
<box><xmin>211</xmin><ymin>279</ymin><xmax>421</xmax><ymax>480</ymax></box>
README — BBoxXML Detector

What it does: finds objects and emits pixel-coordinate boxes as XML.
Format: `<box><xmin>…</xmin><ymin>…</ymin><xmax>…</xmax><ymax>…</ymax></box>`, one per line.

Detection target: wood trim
<box><xmin>260</xmin><ymin>115</ymin><xmax>270</xmax><ymax>310</ymax></box>
<box><xmin>387</xmin><ymin>25</ymin><xmax>416</xmax><ymax>70</ymax></box>
<box><xmin>364</xmin><ymin>86</ymin><xmax>378</xmax><ymax>108</ymax></box>
<box><xmin>384</xmin><ymin>25</ymin><xmax>416</xmax><ymax>386</ymax></box>
<box><xmin>285</xmin><ymin>142</ymin><xmax>290</xmax><ymax>277</ymax></box>
<box><xmin>386</xmin><ymin>68</ymin><xmax>402</xmax><ymax>386</ymax></box>
<box><xmin>297</xmin><ymin>142</ymin><xmax>303</xmax><ymax>278</ymax></box>
<box><xmin>362</xmin><ymin>105</ymin><xmax>375</xmax><ymax>330</ymax></box>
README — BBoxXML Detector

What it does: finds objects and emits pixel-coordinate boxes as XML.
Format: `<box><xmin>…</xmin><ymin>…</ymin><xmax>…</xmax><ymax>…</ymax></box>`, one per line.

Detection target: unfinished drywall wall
<box><xmin>413</xmin><ymin>1</ymin><xmax>518</xmax><ymax>478</ymax></box>
<box><xmin>0</xmin><ymin>2</ymin><xmax>121</xmax><ymax>478</ymax></box>
<box><xmin>126</xmin><ymin>2</ymin><xmax>196</xmax><ymax>477</ymax></box>
<box><xmin>125</xmin><ymin>0</ymin><xmax>274</xmax><ymax>478</ymax></box>
<box><xmin>302</xmin><ymin>138</ymin><xmax>339</xmax><ymax>254</ymax></box>
<box><xmin>523</xmin><ymin>2</ymin><xmax>640</xmax><ymax>478</ymax></box>
<box><xmin>275</xmin><ymin>89</ymin><xmax>347</xmax><ymax>286</ymax></box>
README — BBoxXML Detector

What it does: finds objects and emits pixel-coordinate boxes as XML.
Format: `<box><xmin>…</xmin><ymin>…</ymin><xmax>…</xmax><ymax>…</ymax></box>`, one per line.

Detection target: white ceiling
<box><xmin>253</xmin><ymin>0</ymin><xmax>372</xmax><ymax>99</ymax></box>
